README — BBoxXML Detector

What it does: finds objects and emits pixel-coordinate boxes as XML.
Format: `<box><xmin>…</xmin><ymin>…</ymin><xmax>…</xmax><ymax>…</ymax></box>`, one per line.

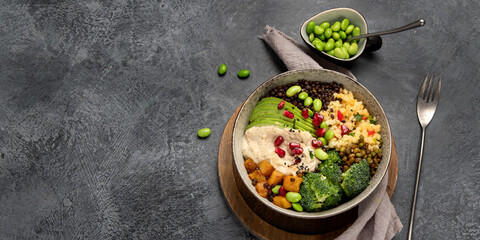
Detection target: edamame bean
<box><xmin>324</xmin><ymin>38</ymin><xmax>335</xmax><ymax>51</ymax></box>
<box><xmin>292</xmin><ymin>202</ymin><xmax>303</xmax><ymax>212</ymax></box>
<box><xmin>298</xmin><ymin>92</ymin><xmax>308</xmax><ymax>100</ymax></box>
<box><xmin>238</xmin><ymin>70</ymin><xmax>250</xmax><ymax>78</ymax></box>
<box><xmin>346</xmin><ymin>24</ymin><xmax>355</xmax><ymax>34</ymax></box>
<box><xmin>334</xmin><ymin>47</ymin><xmax>345</xmax><ymax>59</ymax></box>
<box><xmin>324</xmin><ymin>28</ymin><xmax>332</xmax><ymax>38</ymax></box>
<box><xmin>304</xmin><ymin>97</ymin><xmax>313</xmax><ymax>107</ymax></box>
<box><xmin>331</xmin><ymin>21</ymin><xmax>341</xmax><ymax>31</ymax></box>
<box><xmin>319</xmin><ymin>21</ymin><xmax>330</xmax><ymax>29</ymax></box>
<box><xmin>286</xmin><ymin>85</ymin><xmax>302</xmax><ymax>97</ymax></box>
<box><xmin>327</xmin><ymin>49</ymin><xmax>335</xmax><ymax>56</ymax></box>
<box><xmin>197</xmin><ymin>128</ymin><xmax>211</xmax><ymax>138</ymax></box>
<box><xmin>286</xmin><ymin>192</ymin><xmax>302</xmax><ymax>203</ymax></box>
<box><xmin>272</xmin><ymin>185</ymin><xmax>281</xmax><ymax>194</ymax></box>
<box><xmin>341</xmin><ymin>19</ymin><xmax>350</xmax><ymax>30</ymax></box>
<box><xmin>308</xmin><ymin>109</ymin><xmax>313</xmax><ymax>117</ymax></box>
<box><xmin>324</xmin><ymin>129</ymin><xmax>334</xmax><ymax>140</ymax></box>
<box><xmin>309</xmin><ymin>33</ymin><xmax>315</xmax><ymax>42</ymax></box>
<box><xmin>315</xmin><ymin>148</ymin><xmax>329</xmax><ymax>160</ymax></box>
<box><xmin>320</xmin><ymin>121</ymin><xmax>328</xmax><ymax>129</ymax></box>
<box><xmin>314</xmin><ymin>25</ymin><xmax>324</xmax><ymax>35</ymax></box>
<box><xmin>307</xmin><ymin>21</ymin><xmax>315</xmax><ymax>34</ymax></box>
<box><xmin>348</xmin><ymin>42</ymin><xmax>358</xmax><ymax>55</ymax></box>
<box><xmin>316</xmin><ymin>41</ymin><xmax>325</xmax><ymax>51</ymax></box>
<box><xmin>318</xmin><ymin>137</ymin><xmax>327</xmax><ymax>146</ymax></box>
<box><xmin>311</xmin><ymin>38</ymin><xmax>320</xmax><ymax>46</ymax></box>
<box><xmin>352</xmin><ymin>27</ymin><xmax>361</xmax><ymax>37</ymax></box>
<box><xmin>339</xmin><ymin>30</ymin><xmax>346</xmax><ymax>39</ymax></box>
<box><xmin>332</xmin><ymin>32</ymin><xmax>340</xmax><ymax>40</ymax></box>
<box><xmin>343</xmin><ymin>42</ymin><xmax>351</xmax><ymax>49</ymax></box>
<box><xmin>341</xmin><ymin>47</ymin><xmax>350</xmax><ymax>59</ymax></box>
<box><xmin>313</xmin><ymin>99</ymin><xmax>322</xmax><ymax>112</ymax></box>
<box><xmin>335</xmin><ymin>39</ymin><xmax>343</xmax><ymax>48</ymax></box>
<box><xmin>319</xmin><ymin>34</ymin><xmax>325</xmax><ymax>41</ymax></box>
<box><xmin>218</xmin><ymin>64</ymin><xmax>227</xmax><ymax>75</ymax></box>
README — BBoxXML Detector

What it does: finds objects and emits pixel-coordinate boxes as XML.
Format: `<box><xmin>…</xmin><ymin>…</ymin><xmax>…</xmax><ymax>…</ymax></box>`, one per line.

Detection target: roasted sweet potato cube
<box><xmin>283</xmin><ymin>175</ymin><xmax>302</xmax><ymax>192</ymax></box>
<box><xmin>272</xmin><ymin>196</ymin><xmax>292</xmax><ymax>209</ymax></box>
<box><xmin>244</xmin><ymin>159</ymin><xmax>258</xmax><ymax>173</ymax></box>
<box><xmin>248</xmin><ymin>170</ymin><xmax>266</xmax><ymax>183</ymax></box>
<box><xmin>259</xmin><ymin>160</ymin><xmax>275</xmax><ymax>177</ymax></box>
<box><xmin>255</xmin><ymin>182</ymin><xmax>269</xmax><ymax>198</ymax></box>
<box><xmin>267</xmin><ymin>170</ymin><xmax>284</xmax><ymax>187</ymax></box>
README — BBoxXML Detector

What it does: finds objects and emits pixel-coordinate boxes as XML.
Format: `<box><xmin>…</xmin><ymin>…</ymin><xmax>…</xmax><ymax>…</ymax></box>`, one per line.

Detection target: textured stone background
<box><xmin>0</xmin><ymin>0</ymin><xmax>479</xmax><ymax>239</ymax></box>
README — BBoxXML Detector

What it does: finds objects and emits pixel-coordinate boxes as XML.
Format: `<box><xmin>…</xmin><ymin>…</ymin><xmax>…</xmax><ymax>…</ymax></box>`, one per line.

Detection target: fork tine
<box><xmin>426</xmin><ymin>74</ymin><xmax>435</xmax><ymax>103</ymax></box>
<box><xmin>432</xmin><ymin>75</ymin><xmax>441</xmax><ymax>103</ymax></box>
<box><xmin>418</xmin><ymin>73</ymin><xmax>429</xmax><ymax>101</ymax></box>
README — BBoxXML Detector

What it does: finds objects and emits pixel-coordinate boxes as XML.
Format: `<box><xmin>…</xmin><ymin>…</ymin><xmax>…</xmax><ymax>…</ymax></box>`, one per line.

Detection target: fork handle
<box><xmin>408</xmin><ymin>127</ymin><xmax>426</xmax><ymax>240</ymax></box>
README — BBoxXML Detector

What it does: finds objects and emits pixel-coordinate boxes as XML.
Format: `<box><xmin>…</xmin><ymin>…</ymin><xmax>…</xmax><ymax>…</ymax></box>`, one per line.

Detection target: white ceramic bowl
<box><xmin>232</xmin><ymin>69</ymin><xmax>392</xmax><ymax>233</ymax></box>
<box><xmin>300</xmin><ymin>8</ymin><xmax>368</xmax><ymax>61</ymax></box>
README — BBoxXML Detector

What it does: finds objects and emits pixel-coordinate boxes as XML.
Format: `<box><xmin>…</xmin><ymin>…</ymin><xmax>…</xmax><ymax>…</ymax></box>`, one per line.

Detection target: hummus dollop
<box><xmin>242</xmin><ymin>126</ymin><xmax>320</xmax><ymax>176</ymax></box>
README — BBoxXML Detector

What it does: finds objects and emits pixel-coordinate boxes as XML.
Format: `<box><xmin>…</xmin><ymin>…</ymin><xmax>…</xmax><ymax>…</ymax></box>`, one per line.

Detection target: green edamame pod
<box><xmin>292</xmin><ymin>202</ymin><xmax>303</xmax><ymax>212</ymax></box>
<box><xmin>331</xmin><ymin>21</ymin><xmax>341</xmax><ymax>32</ymax></box>
<box><xmin>316</xmin><ymin>41</ymin><xmax>325</xmax><ymax>51</ymax></box>
<box><xmin>343</xmin><ymin>42</ymin><xmax>351</xmax><ymax>49</ymax></box>
<box><xmin>335</xmin><ymin>39</ymin><xmax>343</xmax><ymax>48</ymax></box>
<box><xmin>324</xmin><ymin>40</ymin><xmax>334</xmax><ymax>51</ymax></box>
<box><xmin>319</xmin><ymin>21</ymin><xmax>330</xmax><ymax>29</ymax></box>
<box><xmin>352</xmin><ymin>27</ymin><xmax>361</xmax><ymax>37</ymax></box>
<box><xmin>348</xmin><ymin>42</ymin><xmax>358</xmax><ymax>55</ymax></box>
<box><xmin>346</xmin><ymin>24</ymin><xmax>355</xmax><ymax>34</ymax></box>
<box><xmin>332</xmin><ymin>32</ymin><xmax>340</xmax><ymax>40</ymax></box>
<box><xmin>341</xmin><ymin>19</ymin><xmax>350</xmax><ymax>30</ymax></box>
<box><xmin>341</xmin><ymin>47</ymin><xmax>350</xmax><ymax>59</ymax></box>
<box><xmin>306</xmin><ymin>21</ymin><xmax>315</xmax><ymax>34</ymax></box>
<box><xmin>315</xmin><ymin>148</ymin><xmax>329</xmax><ymax>160</ymax></box>
<box><xmin>286</xmin><ymin>86</ymin><xmax>302</xmax><ymax>97</ymax></box>
<box><xmin>218</xmin><ymin>64</ymin><xmax>227</xmax><ymax>75</ymax></box>
<box><xmin>314</xmin><ymin>26</ymin><xmax>324</xmax><ymax>35</ymax></box>
<box><xmin>334</xmin><ymin>47</ymin><xmax>345</xmax><ymax>59</ymax></box>
<box><xmin>304</xmin><ymin>97</ymin><xmax>313</xmax><ymax>107</ymax></box>
<box><xmin>319</xmin><ymin>34</ymin><xmax>325</xmax><ymax>41</ymax></box>
<box><xmin>197</xmin><ymin>128</ymin><xmax>211</xmax><ymax>138</ymax></box>
<box><xmin>324</xmin><ymin>129</ymin><xmax>334</xmax><ymax>140</ymax></box>
<box><xmin>339</xmin><ymin>30</ymin><xmax>346</xmax><ymax>39</ymax></box>
<box><xmin>311</xmin><ymin>38</ymin><xmax>321</xmax><ymax>47</ymax></box>
<box><xmin>327</xmin><ymin>49</ymin><xmax>335</xmax><ymax>56</ymax></box>
<box><xmin>286</xmin><ymin>192</ymin><xmax>302</xmax><ymax>203</ymax></box>
<box><xmin>309</xmin><ymin>33</ymin><xmax>315</xmax><ymax>42</ymax></box>
<box><xmin>313</xmin><ymin>99</ymin><xmax>322</xmax><ymax>112</ymax></box>
<box><xmin>318</xmin><ymin>137</ymin><xmax>327</xmax><ymax>146</ymax></box>
<box><xmin>320</xmin><ymin>121</ymin><xmax>328</xmax><ymax>129</ymax></box>
<box><xmin>324</xmin><ymin>28</ymin><xmax>332</xmax><ymax>38</ymax></box>
<box><xmin>298</xmin><ymin>92</ymin><xmax>308</xmax><ymax>100</ymax></box>
<box><xmin>238</xmin><ymin>70</ymin><xmax>250</xmax><ymax>78</ymax></box>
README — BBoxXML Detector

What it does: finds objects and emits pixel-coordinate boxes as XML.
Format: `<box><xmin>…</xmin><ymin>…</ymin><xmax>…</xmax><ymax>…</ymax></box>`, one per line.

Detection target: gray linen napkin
<box><xmin>260</xmin><ymin>25</ymin><xmax>403</xmax><ymax>240</ymax></box>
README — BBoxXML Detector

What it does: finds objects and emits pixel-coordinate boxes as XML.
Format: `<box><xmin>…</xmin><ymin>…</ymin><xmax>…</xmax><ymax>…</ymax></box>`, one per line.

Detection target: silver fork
<box><xmin>408</xmin><ymin>74</ymin><xmax>442</xmax><ymax>240</ymax></box>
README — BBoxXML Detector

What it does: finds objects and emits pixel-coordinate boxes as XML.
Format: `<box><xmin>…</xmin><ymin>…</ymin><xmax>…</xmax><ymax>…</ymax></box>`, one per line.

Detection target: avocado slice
<box><xmin>249</xmin><ymin>113</ymin><xmax>315</xmax><ymax>133</ymax></box>
<box><xmin>250</xmin><ymin>107</ymin><xmax>313</xmax><ymax>127</ymax></box>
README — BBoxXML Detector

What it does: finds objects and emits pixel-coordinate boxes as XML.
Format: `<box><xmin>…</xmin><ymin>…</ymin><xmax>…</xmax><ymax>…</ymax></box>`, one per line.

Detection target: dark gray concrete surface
<box><xmin>0</xmin><ymin>0</ymin><xmax>478</xmax><ymax>239</ymax></box>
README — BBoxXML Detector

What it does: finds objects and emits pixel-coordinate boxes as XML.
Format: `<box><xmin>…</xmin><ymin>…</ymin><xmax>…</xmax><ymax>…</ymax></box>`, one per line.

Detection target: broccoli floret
<box><xmin>318</xmin><ymin>161</ymin><xmax>342</xmax><ymax>186</ymax></box>
<box><xmin>298</xmin><ymin>173</ymin><xmax>343</xmax><ymax>211</ymax></box>
<box><xmin>326</xmin><ymin>149</ymin><xmax>342</xmax><ymax>164</ymax></box>
<box><xmin>341</xmin><ymin>159</ymin><xmax>370</xmax><ymax>198</ymax></box>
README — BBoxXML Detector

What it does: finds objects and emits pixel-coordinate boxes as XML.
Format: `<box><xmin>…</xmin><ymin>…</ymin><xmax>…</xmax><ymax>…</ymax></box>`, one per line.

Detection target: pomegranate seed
<box><xmin>289</xmin><ymin>142</ymin><xmax>301</xmax><ymax>150</ymax></box>
<box><xmin>368</xmin><ymin>131</ymin><xmax>375</xmax><ymax>136</ymax></box>
<box><xmin>279</xmin><ymin>186</ymin><xmax>286</xmax><ymax>197</ymax></box>
<box><xmin>291</xmin><ymin>147</ymin><xmax>303</xmax><ymax>155</ymax></box>
<box><xmin>278</xmin><ymin>101</ymin><xmax>285</xmax><ymax>109</ymax></box>
<box><xmin>311</xmin><ymin>139</ymin><xmax>323</xmax><ymax>148</ymax></box>
<box><xmin>341</xmin><ymin>125</ymin><xmax>350</xmax><ymax>135</ymax></box>
<box><xmin>316</xmin><ymin>128</ymin><xmax>327</xmax><ymax>137</ymax></box>
<box><xmin>312</xmin><ymin>113</ymin><xmax>324</xmax><ymax>127</ymax></box>
<box><xmin>274</xmin><ymin>136</ymin><xmax>284</xmax><ymax>146</ymax></box>
<box><xmin>275</xmin><ymin>147</ymin><xmax>286</xmax><ymax>158</ymax></box>
<box><xmin>283</xmin><ymin>110</ymin><xmax>294</xmax><ymax>119</ymax></box>
<box><xmin>301</xmin><ymin>109</ymin><xmax>309</xmax><ymax>119</ymax></box>
<box><xmin>337</xmin><ymin>110</ymin><xmax>344</xmax><ymax>121</ymax></box>
<box><xmin>294</xmin><ymin>157</ymin><xmax>301</xmax><ymax>164</ymax></box>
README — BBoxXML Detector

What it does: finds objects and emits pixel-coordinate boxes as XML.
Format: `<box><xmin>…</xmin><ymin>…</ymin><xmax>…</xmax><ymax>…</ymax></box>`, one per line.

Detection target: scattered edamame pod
<box><xmin>313</xmin><ymin>99</ymin><xmax>322</xmax><ymax>112</ymax></box>
<box><xmin>319</xmin><ymin>21</ymin><xmax>330</xmax><ymax>29</ymax></box>
<box><xmin>286</xmin><ymin>85</ymin><xmax>302</xmax><ymax>97</ymax></box>
<box><xmin>218</xmin><ymin>64</ymin><xmax>227</xmax><ymax>75</ymax></box>
<box><xmin>304</xmin><ymin>97</ymin><xmax>313</xmax><ymax>107</ymax></box>
<box><xmin>324</xmin><ymin>129</ymin><xmax>334</xmax><ymax>140</ymax></box>
<box><xmin>315</xmin><ymin>148</ymin><xmax>329</xmax><ymax>160</ymax></box>
<box><xmin>339</xmin><ymin>30</ymin><xmax>346</xmax><ymax>39</ymax></box>
<box><xmin>309</xmin><ymin>33</ymin><xmax>315</xmax><ymax>42</ymax></box>
<box><xmin>331</xmin><ymin>21</ymin><xmax>341</xmax><ymax>31</ymax></box>
<box><xmin>341</xmin><ymin>19</ymin><xmax>350</xmax><ymax>30</ymax></box>
<box><xmin>346</xmin><ymin>24</ymin><xmax>354</xmax><ymax>34</ymax></box>
<box><xmin>324</xmin><ymin>28</ymin><xmax>332</xmax><ymax>38</ymax></box>
<box><xmin>332</xmin><ymin>32</ymin><xmax>340</xmax><ymax>40</ymax></box>
<box><xmin>314</xmin><ymin>25</ymin><xmax>324</xmax><ymax>35</ymax></box>
<box><xmin>298</xmin><ymin>92</ymin><xmax>308</xmax><ymax>100</ymax></box>
<box><xmin>348</xmin><ymin>42</ymin><xmax>359</xmax><ymax>55</ymax></box>
<box><xmin>352</xmin><ymin>27</ymin><xmax>361</xmax><ymax>37</ymax></box>
<box><xmin>237</xmin><ymin>69</ymin><xmax>250</xmax><ymax>78</ymax></box>
<box><xmin>286</xmin><ymin>192</ymin><xmax>302</xmax><ymax>203</ymax></box>
<box><xmin>197</xmin><ymin>128</ymin><xmax>211</xmax><ymax>138</ymax></box>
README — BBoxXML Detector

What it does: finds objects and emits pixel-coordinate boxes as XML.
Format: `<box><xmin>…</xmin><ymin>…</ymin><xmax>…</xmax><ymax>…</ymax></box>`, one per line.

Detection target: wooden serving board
<box><xmin>218</xmin><ymin>103</ymin><xmax>398</xmax><ymax>239</ymax></box>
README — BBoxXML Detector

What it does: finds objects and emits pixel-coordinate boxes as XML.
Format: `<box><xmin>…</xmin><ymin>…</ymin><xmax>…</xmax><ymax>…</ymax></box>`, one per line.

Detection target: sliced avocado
<box><xmin>249</xmin><ymin>113</ymin><xmax>315</xmax><ymax>133</ymax></box>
